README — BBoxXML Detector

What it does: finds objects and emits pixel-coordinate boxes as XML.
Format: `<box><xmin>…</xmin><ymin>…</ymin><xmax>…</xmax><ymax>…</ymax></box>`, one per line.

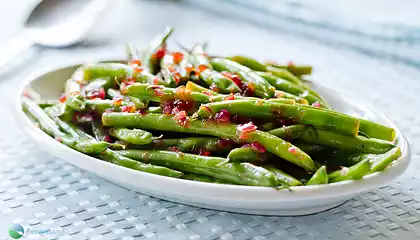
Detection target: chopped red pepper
<box><xmin>237</xmin><ymin>122</ymin><xmax>257</xmax><ymax>139</ymax></box>
<box><xmin>59</xmin><ymin>94</ymin><xmax>67</xmax><ymax>103</ymax></box>
<box><xmin>155</xmin><ymin>47</ymin><xmax>166</xmax><ymax>59</ymax></box>
<box><xmin>55</xmin><ymin>136</ymin><xmax>62</xmax><ymax>143</ymax></box>
<box><xmin>197</xmin><ymin>64</ymin><xmax>208</xmax><ymax>73</ymax></box>
<box><xmin>214</xmin><ymin>109</ymin><xmax>230</xmax><ymax>123</ymax></box>
<box><xmin>172</xmin><ymin>52</ymin><xmax>184</xmax><ymax>64</ymax></box>
<box><xmin>312</xmin><ymin>102</ymin><xmax>321</xmax><ymax>108</ymax></box>
<box><xmin>130</xmin><ymin>59</ymin><xmax>142</xmax><ymax>66</ymax></box>
<box><xmin>244</xmin><ymin>142</ymin><xmax>266</xmax><ymax>153</ymax></box>
<box><xmin>86</xmin><ymin>88</ymin><xmax>105</xmax><ymax>100</ymax></box>
<box><xmin>224</xmin><ymin>94</ymin><xmax>235</xmax><ymax>101</ymax></box>
<box><xmin>168</xmin><ymin>146</ymin><xmax>180</xmax><ymax>152</ymax></box>
<box><xmin>121</xmin><ymin>103</ymin><xmax>136</xmax><ymax>113</ymax></box>
<box><xmin>153</xmin><ymin>77</ymin><xmax>160</xmax><ymax>85</ymax></box>
<box><xmin>173</xmin><ymin>110</ymin><xmax>188</xmax><ymax>126</ymax></box>
<box><xmin>172</xmin><ymin>72</ymin><xmax>182</xmax><ymax>84</ymax></box>
<box><xmin>209</xmin><ymin>84</ymin><xmax>220</xmax><ymax>93</ymax></box>
<box><xmin>288</xmin><ymin>146</ymin><xmax>297</xmax><ymax>154</ymax></box>
<box><xmin>104</xmin><ymin>135</ymin><xmax>113</xmax><ymax>143</ymax></box>
<box><xmin>198</xmin><ymin>149</ymin><xmax>211</xmax><ymax>156</ymax></box>
<box><xmin>185</xmin><ymin>65</ymin><xmax>195</xmax><ymax>75</ymax></box>
<box><xmin>112</xmin><ymin>97</ymin><xmax>123</xmax><ymax>107</ymax></box>
<box><xmin>133</xmin><ymin>67</ymin><xmax>143</xmax><ymax>73</ymax></box>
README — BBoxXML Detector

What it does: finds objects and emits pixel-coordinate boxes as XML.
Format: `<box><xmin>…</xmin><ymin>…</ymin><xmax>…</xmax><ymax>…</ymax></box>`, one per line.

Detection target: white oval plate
<box><xmin>13</xmin><ymin>61</ymin><xmax>411</xmax><ymax>216</ymax></box>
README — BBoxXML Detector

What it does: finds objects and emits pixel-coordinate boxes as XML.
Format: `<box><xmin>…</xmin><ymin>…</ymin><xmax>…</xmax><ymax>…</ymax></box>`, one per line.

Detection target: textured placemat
<box><xmin>1</xmin><ymin>1</ymin><xmax>420</xmax><ymax>239</ymax></box>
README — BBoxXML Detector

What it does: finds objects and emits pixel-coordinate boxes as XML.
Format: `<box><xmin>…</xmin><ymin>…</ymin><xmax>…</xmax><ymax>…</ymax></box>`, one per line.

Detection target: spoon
<box><xmin>0</xmin><ymin>0</ymin><xmax>112</xmax><ymax>72</ymax></box>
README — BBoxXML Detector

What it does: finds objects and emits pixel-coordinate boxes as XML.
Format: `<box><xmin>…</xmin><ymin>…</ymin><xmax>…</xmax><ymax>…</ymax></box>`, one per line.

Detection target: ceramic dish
<box><xmin>13</xmin><ymin>61</ymin><xmax>411</xmax><ymax>216</ymax></box>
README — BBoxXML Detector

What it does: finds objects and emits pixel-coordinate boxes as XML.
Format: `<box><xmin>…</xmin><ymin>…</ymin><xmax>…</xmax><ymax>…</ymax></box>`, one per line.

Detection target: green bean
<box><xmin>101</xmin><ymin>149</ymin><xmax>183</xmax><ymax>178</ymax></box>
<box><xmin>91</xmin><ymin>118</ymin><xmax>108</xmax><ymax>142</ymax></box>
<box><xmin>116</xmin><ymin>150</ymin><xmax>278</xmax><ymax>186</ymax></box>
<box><xmin>298</xmin><ymin>104</ymin><xmax>395</xmax><ymax>141</ymax></box>
<box><xmin>211</xmin><ymin>58</ymin><xmax>275</xmax><ymax>98</ymax></box>
<box><xmin>186</xmin><ymin>81</ymin><xmax>218</xmax><ymax>95</ymax></box>
<box><xmin>369</xmin><ymin>147</ymin><xmax>401</xmax><ymax>173</ymax></box>
<box><xmin>65</xmin><ymin>79</ymin><xmax>85</xmax><ymax>111</ymax></box>
<box><xmin>268</xmin><ymin>63</ymin><xmax>313</xmax><ymax>77</ymax></box>
<box><xmin>270</xmin><ymin>125</ymin><xmax>394</xmax><ymax>154</ymax></box>
<box><xmin>86</xmin><ymin>99</ymin><xmax>113</xmax><ymax>114</ymax></box>
<box><xmin>266</xmin><ymin>66</ymin><xmax>303</xmax><ymax>85</ymax></box>
<box><xmin>108</xmin><ymin>128</ymin><xmax>157</xmax><ymax>145</ymax></box>
<box><xmin>22</xmin><ymin>98</ymin><xmax>108</xmax><ymax>155</ymax></box>
<box><xmin>146</xmin><ymin>26</ymin><xmax>173</xmax><ymax>74</ymax></box>
<box><xmin>182</xmin><ymin>173</ymin><xmax>233</xmax><ymax>184</ymax></box>
<box><xmin>275</xmin><ymin>90</ymin><xmax>309</xmax><ymax>104</ymax></box>
<box><xmin>36</xmin><ymin>100</ymin><xmax>60</xmax><ymax>108</ymax></box>
<box><xmin>329</xmin><ymin>159</ymin><xmax>371</xmax><ymax>182</ymax></box>
<box><xmin>102</xmin><ymin>113</ymin><xmax>316</xmax><ymax>171</ymax></box>
<box><xmin>197</xmin><ymin>100</ymin><xmax>360</xmax><ymax>137</ymax></box>
<box><xmin>256</xmin><ymin>72</ymin><xmax>325</xmax><ymax>106</ymax></box>
<box><xmin>227</xmin><ymin>147</ymin><xmax>268</xmax><ymax>163</ymax></box>
<box><xmin>306</xmin><ymin>166</ymin><xmax>328</xmax><ymax>185</ymax></box>
<box><xmin>228</xmin><ymin>55</ymin><xmax>267</xmax><ymax>72</ymax></box>
<box><xmin>264</xmin><ymin>165</ymin><xmax>303</xmax><ymax>186</ymax></box>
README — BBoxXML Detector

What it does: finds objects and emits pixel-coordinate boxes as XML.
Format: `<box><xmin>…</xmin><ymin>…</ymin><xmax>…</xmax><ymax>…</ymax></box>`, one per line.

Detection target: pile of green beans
<box><xmin>22</xmin><ymin>27</ymin><xmax>401</xmax><ymax>188</ymax></box>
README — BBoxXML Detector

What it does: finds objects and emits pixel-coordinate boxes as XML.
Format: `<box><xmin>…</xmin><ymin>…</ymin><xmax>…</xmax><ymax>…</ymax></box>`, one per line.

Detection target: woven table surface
<box><xmin>1</xmin><ymin>1</ymin><xmax>420</xmax><ymax>239</ymax></box>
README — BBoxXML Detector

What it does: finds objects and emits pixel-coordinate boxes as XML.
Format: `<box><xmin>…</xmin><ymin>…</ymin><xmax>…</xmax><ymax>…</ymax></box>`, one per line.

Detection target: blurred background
<box><xmin>1</xmin><ymin>1</ymin><xmax>420</xmax><ymax>239</ymax></box>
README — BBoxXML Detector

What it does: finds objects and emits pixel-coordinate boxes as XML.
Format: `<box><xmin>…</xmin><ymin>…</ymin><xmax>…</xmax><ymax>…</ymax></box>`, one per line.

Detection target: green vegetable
<box><xmin>329</xmin><ymin>159</ymin><xmax>371</xmax><ymax>183</ymax></box>
<box><xmin>116</xmin><ymin>150</ymin><xmax>278</xmax><ymax>186</ymax></box>
<box><xmin>197</xmin><ymin>100</ymin><xmax>360</xmax><ymax>137</ymax></box>
<box><xmin>269</xmin><ymin>125</ymin><xmax>394</xmax><ymax>154</ymax></box>
<box><xmin>108</xmin><ymin>128</ymin><xmax>158</xmax><ymax>145</ymax></box>
<box><xmin>102</xmin><ymin>113</ymin><xmax>316</xmax><ymax>171</ymax></box>
<box><xmin>211</xmin><ymin>58</ymin><xmax>275</xmax><ymax>98</ymax></box>
<box><xmin>264</xmin><ymin>165</ymin><xmax>303</xmax><ymax>186</ymax></box>
<box><xmin>306</xmin><ymin>166</ymin><xmax>328</xmax><ymax>185</ymax></box>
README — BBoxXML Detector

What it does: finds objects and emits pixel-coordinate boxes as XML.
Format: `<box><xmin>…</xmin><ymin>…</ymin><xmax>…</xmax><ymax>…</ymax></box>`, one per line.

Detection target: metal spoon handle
<box><xmin>0</xmin><ymin>33</ymin><xmax>33</xmax><ymax>73</ymax></box>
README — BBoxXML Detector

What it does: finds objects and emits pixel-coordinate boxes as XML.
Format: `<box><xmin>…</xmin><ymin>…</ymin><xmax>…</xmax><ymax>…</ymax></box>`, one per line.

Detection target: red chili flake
<box><xmin>224</xmin><ymin>94</ymin><xmax>235</xmax><ymax>101</ymax></box>
<box><xmin>153</xmin><ymin>88</ymin><xmax>164</xmax><ymax>97</ymax></box>
<box><xmin>155</xmin><ymin>47</ymin><xmax>166</xmax><ymax>59</ymax></box>
<box><xmin>203</xmin><ymin>90</ymin><xmax>214</xmax><ymax>96</ymax></box>
<box><xmin>153</xmin><ymin>77</ymin><xmax>160</xmax><ymax>85</ymax></box>
<box><xmin>214</xmin><ymin>109</ymin><xmax>230</xmax><ymax>123</ymax></box>
<box><xmin>173</xmin><ymin>110</ymin><xmax>188</xmax><ymax>126</ymax></box>
<box><xmin>136</xmin><ymin>109</ymin><xmax>146</xmax><ymax>115</ymax></box>
<box><xmin>133</xmin><ymin>67</ymin><xmax>143</xmax><ymax>73</ymax></box>
<box><xmin>209</xmin><ymin>84</ymin><xmax>220</xmax><ymax>93</ymax></box>
<box><xmin>161</xmin><ymin>101</ymin><xmax>174</xmax><ymax>115</ymax></box>
<box><xmin>171</xmin><ymin>107</ymin><xmax>180</xmax><ymax>115</ymax></box>
<box><xmin>237</xmin><ymin>122</ymin><xmax>257</xmax><ymax>139</ymax></box>
<box><xmin>216</xmin><ymin>139</ymin><xmax>235</xmax><ymax>148</ymax></box>
<box><xmin>105</xmin><ymin>108</ymin><xmax>114</xmax><ymax>113</ymax></box>
<box><xmin>172</xmin><ymin>52</ymin><xmax>184</xmax><ymax>64</ymax></box>
<box><xmin>130</xmin><ymin>59</ymin><xmax>142</xmax><ymax>66</ymax></box>
<box><xmin>287</xmin><ymin>61</ymin><xmax>295</xmax><ymax>67</ymax></box>
<box><xmin>121</xmin><ymin>103</ymin><xmax>136</xmax><ymax>113</ymax></box>
<box><xmin>59</xmin><ymin>94</ymin><xmax>67</xmax><ymax>103</ymax></box>
<box><xmin>55</xmin><ymin>136</ymin><xmax>62</xmax><ymax>143</ymax></box>
<box><xmin>172</xmin><ymin>72</ymin><xmax>182</xmax><ymax>84</ymax></box>
<box><xmin>185</xmin><ymin>65</ymin><xmax>195</xmax><ymax>75</ymax></box>
<box><xmin>198</xmin><ymin>149</ymin><xmax>211</xmax><ymax>156</ymax></box>
<box><xmin>168</xmin><ymin>146</ymin><xmax>180</xmax><ymax>152</ymax></box>
<box><xmin>197</xmin><ymin>64</ymin><xmax>208</xmax><ymax>73</ymax></box>
<box><xmin>113</xmin><ymin>97</ymin><xmax>123</xmax><ymax>107</ymax></box>
<box><xmin>279</xmin><ymin>119</ymin><xmax>287</xmax><ymax>126</ymax></box>
<box><xmin>288</xmin><ymin>146</ymin><xmax>297</xmax><ymax>154</ymax></box>
<box><xmin>312</xmin><ymin>102</ymin><xmax>321</xmax><ymax>108</ymax></box>
<box><xmin>250</xmin><ymin>142</ymin><xmax>266</xmax><ymax>153</ymax></box>
<box><xmin>222</xmin><ymin>72</ymin><xmax>244</xmax><ymax>90</ymax></box>
<box><xmin>104</xmin><ymin>135</ymin><xmax>113</xmax><ymax>143</ymax></box>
